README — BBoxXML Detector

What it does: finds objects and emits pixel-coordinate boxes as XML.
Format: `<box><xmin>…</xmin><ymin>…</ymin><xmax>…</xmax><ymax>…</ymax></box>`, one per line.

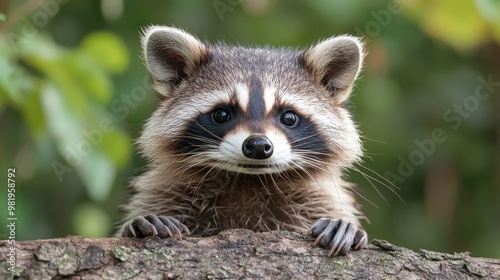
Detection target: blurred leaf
<box><xmin>77</xmin><ymin>151</ymin><xmax>116</xmax><ymax>202</ymax></box>
<box><xmin>22</xmin><ymin>33</ymin><xmax>115</xmax><ymax>111</ymax></box>
<box><xmin>403</xmin><ymin>0</ymin><xmax>488</xmax><ymax>51</ymax></box>
<box><xmin>81</xmin><ymin>31</ymin><xmax>129</xmax><ymax>74</ymax></box>
<box><xmin>475</xmin><ymin>0</ymin><xmax>500</xmax><ymax>43</ymax></box>
<box><xmin>18</xmin><ymin>33</ymin><xmax>61</xmax><ymax>61</ymax></box>
<box><xmin>100</xmin><ymin>127</ymin><xmax>131</xmax><ymax>168</ymax></box>
<box><xmin>40</xmin><ymin>82</ymin><xmax>82</xmax><ymax>149</ymax></box>
<box><xmin>0</xmin><ymin>13</ymin><xmax>6</xmax><ymax>22</ymax></box>
<box><xmin>0</xmin><ymin>36</ymin><xmax>30</xmax><ymax>106</ymax></box>
<box><xmin>23</xmin><ymin>33</ymin><xmax>131</xmax><ymax>203</ymax></box>
<box><xmin>492</xmin><ymin>24</ymin><xmax>500</xmax><ymax>44</ymax></box>
<box><xmin>21</xmin><ymin>34</ymin><xmax>90</xmax><ymax>115</ymax></box>
<box><xmin>20</xmin><ymin>84</ymin><xmax>46</xmax><ymax>140</ymax></box>
<box><xmin>475</xmin><ymin>0</ymin><xmax>500</xmax><ymax>24</ymax></box>
<box><xmin>73</xmin><ymin>203</ymin><xmax>111</xmax><ymax>237</ymax></box>
<box><xmin>62</xmin><ymin>52</ymin><xmax>113</xmax><ymax>104</ymax></box>
<box><xmin>77</xmin><ymin>109</ymin><xmax>132</xmax><ymax>169</ymax></box>
<box><xmin>40</xmin><ymin>83</ymin><xmax>123</xmax><ymax>201</ymax></box>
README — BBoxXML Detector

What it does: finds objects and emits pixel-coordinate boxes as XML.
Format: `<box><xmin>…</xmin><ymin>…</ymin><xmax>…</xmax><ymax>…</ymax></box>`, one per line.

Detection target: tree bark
<box><xmin>1</xmin><ymin>229</ymin><xmax>499</xmax><ymax>279</ymax></box>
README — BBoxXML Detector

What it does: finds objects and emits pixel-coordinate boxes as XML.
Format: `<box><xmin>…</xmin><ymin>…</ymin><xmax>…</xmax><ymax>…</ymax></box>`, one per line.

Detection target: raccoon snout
<box><xmin>242</xmin><ymin>136</ymin><xmax>274</xmax><ymax>160</ymax></box>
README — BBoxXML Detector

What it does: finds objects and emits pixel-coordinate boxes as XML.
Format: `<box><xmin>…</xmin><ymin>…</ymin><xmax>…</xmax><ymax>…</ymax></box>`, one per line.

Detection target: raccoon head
<box><xmin>139</xmin><ymin>26</ymin><xmax>364</xmax><ymax>175</ymax></box>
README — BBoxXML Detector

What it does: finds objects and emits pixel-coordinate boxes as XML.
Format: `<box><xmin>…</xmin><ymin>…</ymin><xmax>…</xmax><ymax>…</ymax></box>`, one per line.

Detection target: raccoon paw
<box><xmin>121</xmin><ymin>215</ymin><xmax>190</xmax><ymax>239</ymax></box>
<box><xmin>311</xmin><ymin>218</ymin><xmax>367</xmax><ymax>256</ymax></box>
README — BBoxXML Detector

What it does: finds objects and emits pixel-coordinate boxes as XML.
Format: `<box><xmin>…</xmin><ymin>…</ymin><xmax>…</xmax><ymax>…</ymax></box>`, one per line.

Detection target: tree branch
<box><xmin>1</xmin><ymin>229</ymin><xmax>499</xmax><ymax>279</ymax></box>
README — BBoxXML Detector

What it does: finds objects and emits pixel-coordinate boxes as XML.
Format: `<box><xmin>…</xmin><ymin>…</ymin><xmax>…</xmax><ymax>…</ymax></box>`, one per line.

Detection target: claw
<box><xmin>314</xmin><ymin>219</ymin><xmax>340</xmax><ymax>247</ymax></box>
<box><xmin>158</xmin><ymin>216</ymin><xmax>183</xmax><ymax>239</ymax></box>
<box><xmin>311</xmin><ymin>218</ymin><xmax>367</xmax><ymax>256</ymax></box>
<box><xmin>131</xmin><ymin>217</ymin><xmax>156</xmax><ymax>237</ymax></box>
<box><xmin>353</xmin><ymin>237</ymin><xmax>365</xmax><ymax>250</ymax></box>
<box><xmin>311</xmin><ymin>218</ymin><xmax>331</xmax><ymax>237</ymax></box>
<box><xmin>122</xmin><ymin>215</ymin><xmax>190</xmax><ymax>239</ymax></box>
<box><xmin>353</xmin><ymin>229</ymin><xmax>368</xmax><ymax>250</ymax></box>
<box><xmin>329</xmin><ymin>220</ymin><xmax>349</xmax><ymax>253</ymax></box>
<box><xmin>123</xmin><ymin>224</ymin><xmax>136</xmax><ymax>237</ymax></box>
<box><xmin>162</xmin><ymin>224</ymin><xmax>174</xmax><ymax>238</ymax></box>
<box><xmin>314</xmin><ymin>232</ymin><xmax>325</xmax><ymax>246</ymax></box>
<box><xmin>148</xmin><ymin>223</ymin><xmax>158</xmax><ymax>236</ymax></box>
<box><xmin>145</xmin><ymin>215</ymin><xmax>172</xmax><ymax>238</ymax></box>
<box><xmin>179</xmin><ymin>223</ymin><xmax>191</xmax><ymax>236</ymax></box>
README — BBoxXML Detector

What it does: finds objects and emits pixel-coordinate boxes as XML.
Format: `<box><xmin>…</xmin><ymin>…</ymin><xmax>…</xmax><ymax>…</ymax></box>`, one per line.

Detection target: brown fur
<box><xmin>120</xmin><ymin>162</ymin><xmax>363</xmax><ymax>236</ymax></box>
<box><xmin>117</xmin><ymin>26</ymin><xmax>367</xmax><ymax>243</ymax></box>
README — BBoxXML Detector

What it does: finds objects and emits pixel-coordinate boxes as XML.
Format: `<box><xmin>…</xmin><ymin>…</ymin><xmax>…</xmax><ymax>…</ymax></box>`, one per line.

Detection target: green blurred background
<box><xmin>0</xmin><ymin>0</ymin><xmax>499</xmax><ymax>258</ymax></box>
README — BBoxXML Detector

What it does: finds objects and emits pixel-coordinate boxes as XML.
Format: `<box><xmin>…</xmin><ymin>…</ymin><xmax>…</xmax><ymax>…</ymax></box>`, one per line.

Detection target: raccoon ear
<box><xmin>141</xmin><ymin>26</ymin><xmax>210</xmax><ymax>96</ymax></box>
<box><xmin>303</xmin><ymin>35</ymin><xmax>364</xmax><ymax>104</ymax></box>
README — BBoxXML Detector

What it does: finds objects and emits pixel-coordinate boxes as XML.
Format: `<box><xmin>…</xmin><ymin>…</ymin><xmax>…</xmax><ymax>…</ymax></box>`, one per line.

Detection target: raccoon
<box><xmin>118</xmin><ymin>26</ymin><xmax>368</xmax><ymax>256</ymax></box>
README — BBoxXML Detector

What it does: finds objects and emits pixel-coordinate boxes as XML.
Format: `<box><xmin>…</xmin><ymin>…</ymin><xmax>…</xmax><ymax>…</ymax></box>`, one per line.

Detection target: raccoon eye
<box><xmin>280</xmin><ymin>111</ymin><xmax>299</xmax><ymax>127</ymax></box>
<box><xmin>212</xmin><ymin>108</ymin><xmax>230</xmax><ymax>123</ymax></box>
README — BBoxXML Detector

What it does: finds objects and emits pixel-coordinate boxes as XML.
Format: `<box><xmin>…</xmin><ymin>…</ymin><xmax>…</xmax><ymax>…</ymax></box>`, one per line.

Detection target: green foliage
<box><xmin>0</xmin><ymin>27</ymin><xmax>132</xmax><ymax>203</ymax></box>
<box><xmin>81</xmin><ymin>31</ymin><xmax>129</xmax><ymax>75</ymax></box>
<box><xmin>23</xmin><ymin>32</ymin><xmax>130</xmax><ymax>202</ymax></box>
<box><xmin>73</xmin><ymin>203</ymin><xmax>111</xmax><ymax>238</ymax></box>
<box><xmin>403</xmin><ymin>0</ymin><xmax>488</xmax><ymax>51</ymax></box>
<box><xmin>0</xmin><ymin>0</ymin><xmax>498</xmax><ymax>259</ymax></box>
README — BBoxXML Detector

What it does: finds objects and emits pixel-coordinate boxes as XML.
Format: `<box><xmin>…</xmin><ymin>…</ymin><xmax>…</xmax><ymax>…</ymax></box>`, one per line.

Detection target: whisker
<box><xmin>356</xmin><ymin>163</ymin><xmax>402</xmax><ymax>191</ymax></box>
<box><xmin>348</xmin><ymin>186</ymin><xmax>379</xmax><ymax>209</ymax></box>
<box><xmin>350</xmin><ymin>166</ymin><xmax>389</xmax><ymax>207</ymax></box>
<box><xmin>359</xmin><ymin>135</ymin><xmax>387</xmax><ymax>144</ymax></box>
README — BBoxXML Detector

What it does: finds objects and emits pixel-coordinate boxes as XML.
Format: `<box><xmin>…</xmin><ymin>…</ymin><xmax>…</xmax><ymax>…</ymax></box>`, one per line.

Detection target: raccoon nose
<box><xmin>242</xmin><ymin>136</ymin><xmax>274</xmax><ymax>160</ymax></box>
